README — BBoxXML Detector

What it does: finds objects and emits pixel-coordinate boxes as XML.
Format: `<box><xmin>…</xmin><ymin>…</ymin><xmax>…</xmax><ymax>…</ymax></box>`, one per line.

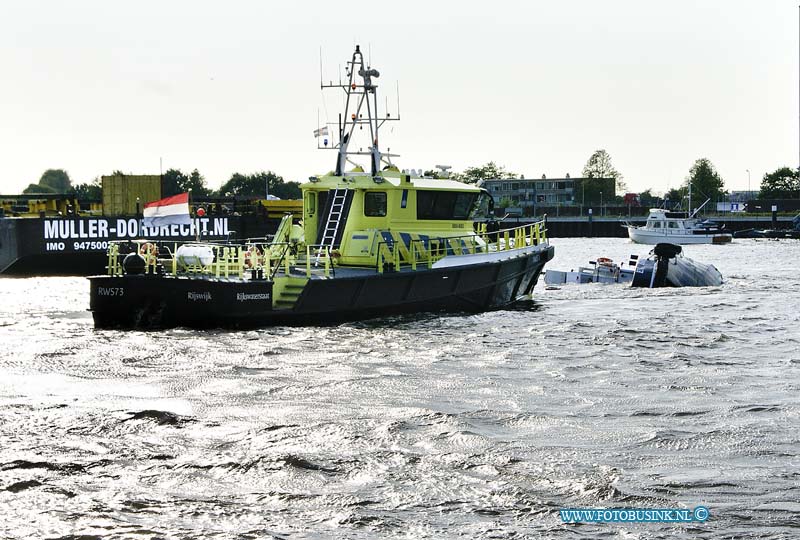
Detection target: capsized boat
<box><xmin>88</xmin><ymin>46</ymin><xmax>554</xmax><ymax>329</ymax></box>
<box><xmin>544</xmin><ymin>256</ymin><xmax>636</xmax><ymax>285</ymax></box>
<box><xmin>545</xmin><ymin>243</ymin><xmax>722</xmax><ymax>288</ymax></box>
<box><xmin>632</xmin><ymin>243</ymin><xmax>722</xmax><ymax>287</ymax></box>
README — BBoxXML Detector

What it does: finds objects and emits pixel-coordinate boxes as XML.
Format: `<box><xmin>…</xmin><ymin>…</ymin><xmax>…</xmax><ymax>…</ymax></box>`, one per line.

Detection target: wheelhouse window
<box><xmin>417</xmin><ymin>190</ymin><xmax>478</xmax><ymax>220</ymax></box>
<box><xmin>364</xmin><ymin>191</ymin><xmax>387</xmax><ymax>217</ymax></box>
<box><xmin>651</xmin><ymin>221</ymin><xmax>662</xmax><ymax>228</ymax></box>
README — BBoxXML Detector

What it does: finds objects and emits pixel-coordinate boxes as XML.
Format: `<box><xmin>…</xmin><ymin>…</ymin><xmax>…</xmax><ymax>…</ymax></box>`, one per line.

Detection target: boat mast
<box><xmin>688</xmin><ymin>179</ymin><xmax>692</xmax><ymax>215</ymax></box>
<box><xmin>320</xmin><ymin>45</ymin><xmax>399</xmax><ymax>177</ymax></box>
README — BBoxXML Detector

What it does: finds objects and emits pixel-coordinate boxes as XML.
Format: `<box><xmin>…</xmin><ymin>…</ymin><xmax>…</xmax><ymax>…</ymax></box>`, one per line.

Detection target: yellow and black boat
<box><xmin>88</xmin><ymin>46</ymin><xmax>554</xmax><ymax>328</ymax></box>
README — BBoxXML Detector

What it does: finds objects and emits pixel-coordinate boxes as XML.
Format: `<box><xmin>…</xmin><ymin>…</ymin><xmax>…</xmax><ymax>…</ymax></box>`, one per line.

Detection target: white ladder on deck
<box><xmin>316</xmin><ymin>188</ymin><xmax>348</xmax><ymax>265</ymax></box>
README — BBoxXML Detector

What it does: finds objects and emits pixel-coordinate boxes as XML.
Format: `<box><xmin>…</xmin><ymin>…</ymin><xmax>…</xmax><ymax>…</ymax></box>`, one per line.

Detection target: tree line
<box><xmin>435</xmin><ymin>151</ymin><xmax>726</xmax><ymax>209</ymax></box>
<box><xmin>442</xmin><ymin>150</ymin><xmax>799</xmax><ymax>208</ymax></box>
<box><xmin>160</xmin><ymin>169</ymin><xmax>301</xmax><ymax>200</ymax></box>
<box><xmin>649</xmin><ymin>160</ymin><xmax>799</xmax><ymax>206</ymax></box>
<box><xmin>21</xmin><ymin>168</ymin><xmax>302</xmax><ymax>201</ymax></box>
<box><xmin>19</xmin><ymin>156</ymin><xmax>800</xmax><ymax>206</ymax></box>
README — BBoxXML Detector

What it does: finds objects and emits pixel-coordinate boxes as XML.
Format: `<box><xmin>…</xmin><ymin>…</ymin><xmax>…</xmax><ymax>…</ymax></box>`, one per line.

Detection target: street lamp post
<box><xmin>746</xmin><ymin>169</ymin><xmax>751</xmax><ymax>199</ymax></box>
<box><xmin>600</xmin><ymin>191</ymin><xmax>603</xmax><ymax>216</ymax></box>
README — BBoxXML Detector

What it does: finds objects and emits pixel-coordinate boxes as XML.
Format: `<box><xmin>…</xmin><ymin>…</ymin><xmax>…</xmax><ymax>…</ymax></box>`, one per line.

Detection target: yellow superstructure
<box><xmin>299</xmin><ymin>169</ymin><xmax>492</xmax><ymax>267</ymax></box>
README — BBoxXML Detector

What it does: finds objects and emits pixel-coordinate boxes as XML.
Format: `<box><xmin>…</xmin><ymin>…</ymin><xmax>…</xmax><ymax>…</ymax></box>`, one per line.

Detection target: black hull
<box><xmin>0</xmin><ymin>214</ymin><xmax>280</xmax><ymax>276</ymax></box>
<box><xmin>89</xmin><ymin>246</ymin><xmax>554</xmax><ymax>329</ymax></box>
<box><xmin>2</xmin><ymin>252</ymin><xmax>108</xmax><ymax>276</ymax></box>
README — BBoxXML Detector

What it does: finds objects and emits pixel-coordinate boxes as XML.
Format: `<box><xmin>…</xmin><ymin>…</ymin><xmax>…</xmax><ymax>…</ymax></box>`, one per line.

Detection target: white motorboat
<box><xmin>625</xmin><ymin>208</ymin><xmax>732</xmax><ymax>245</ymax></box>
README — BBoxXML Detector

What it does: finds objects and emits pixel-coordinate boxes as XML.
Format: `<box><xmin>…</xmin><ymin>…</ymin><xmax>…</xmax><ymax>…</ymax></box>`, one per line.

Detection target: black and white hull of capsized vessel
<box><xmin>88</xmin><ymin>46</ymin><xmax>554</xmax><ymax>328</ymax></box>
<box><xmin>545</xmin><ymin>244</ymin><xmax>722</xmax><ymax>289</ymax></box>
<box><xmin>631</xmin><ymin>243</ymin><xmax>722</xmax><ymax>288</ymax></box>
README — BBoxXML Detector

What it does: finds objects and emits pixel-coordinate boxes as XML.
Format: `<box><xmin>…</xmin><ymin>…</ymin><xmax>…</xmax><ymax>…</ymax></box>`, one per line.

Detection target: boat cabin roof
<box><xmin>302</xmin><ymin>171</ymin><xmax>481</xmax><ymax>193</ymax></box>
<box><xmin>647</xmin><ymin>209</ymin><xmax>690</xmax><ymax>220</ymax></box>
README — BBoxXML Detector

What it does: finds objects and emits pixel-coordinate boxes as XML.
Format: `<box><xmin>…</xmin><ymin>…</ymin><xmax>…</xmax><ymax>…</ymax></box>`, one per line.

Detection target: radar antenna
<box><xmin>319</xmin><ymin>45</ymin><xmax>400</xmax><ymax>177</ymax></box>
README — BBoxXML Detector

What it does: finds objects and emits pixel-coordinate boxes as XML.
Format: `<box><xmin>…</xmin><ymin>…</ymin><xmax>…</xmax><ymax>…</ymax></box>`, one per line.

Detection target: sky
<box><xmin>0</xmin><ymin>1</ymin><xmax>797</xmax><ymax>195</ymax></box>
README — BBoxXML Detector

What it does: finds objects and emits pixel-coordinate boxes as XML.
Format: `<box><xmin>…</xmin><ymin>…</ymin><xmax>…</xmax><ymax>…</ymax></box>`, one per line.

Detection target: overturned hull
<box><xmin>631</xmin><ymin>243</ymin><xmax>722</xmax><ymax>288</ymax></box>
<box><xmin>89</xmin><ymin>246</ymin><xmax>554</xmax><ymax>329</ymax></box>
<box><xmin>545</xmin><ymin>244</ymin><xmax>721</xmax><ymax>290</ymax></box>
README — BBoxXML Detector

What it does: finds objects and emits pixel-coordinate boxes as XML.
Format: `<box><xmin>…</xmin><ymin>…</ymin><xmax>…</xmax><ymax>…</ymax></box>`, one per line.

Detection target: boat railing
<box><xmin>268</xmin><ymin>243</ymin><xmax>292</xmax><ymax>280</ymax></box>
<box><xmin>106</xmin><ymin>242</ymin><xmax>122</xmax><ymax>276</ymax></box>
<box><xmin>375</xmin><ymin>218</ymin><xmax>548</xmax><ymax>273</ymax></box>
<box><xmin>104</xmin><ymin>238</ymin><xmax>340</xmax><ymax>280</ymax></box>
<box><xmin>476</xmin><ymin>217</ymin><xmax>548</xmax><ymax>250</ymax></box>
<box><xmin>304</xmin><ymin>244</ymin><xmax>336</xmax><ymax>278</ymax></box>
<box><xmin>103</xmin><ymin>218</ymin><xmax>547</xmax><ymax>279</ymax></box>
<box><xmin>171</xmin><ymin>241</ymin><xmax>276</xmax><ymax>279</ymax></box>
<box><xmin>104</xmin><ymin>239</ymin><xmax>280</xmax><ymax>279</ymax></box>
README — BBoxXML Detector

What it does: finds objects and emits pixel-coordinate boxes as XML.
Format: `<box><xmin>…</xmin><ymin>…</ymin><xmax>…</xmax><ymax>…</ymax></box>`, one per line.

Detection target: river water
<box><xmin>0</xmin><ymin>238</ymin><xmax>798</xmax><ymax>539</ymax></box>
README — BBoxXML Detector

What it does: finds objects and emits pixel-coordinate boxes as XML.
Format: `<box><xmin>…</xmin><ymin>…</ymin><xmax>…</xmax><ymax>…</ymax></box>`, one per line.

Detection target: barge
<box><xmin>0</xmin><ymin>191</ymin><xmax>297</xmax><ymax>275</ymax></box>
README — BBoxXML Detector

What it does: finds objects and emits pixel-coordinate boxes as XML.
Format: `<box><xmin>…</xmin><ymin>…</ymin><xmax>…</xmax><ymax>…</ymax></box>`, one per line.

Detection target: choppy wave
<box><xmin>0</xmin><ymin>238</ymin><xmax>799</xmax><ymax>539</ymax></box>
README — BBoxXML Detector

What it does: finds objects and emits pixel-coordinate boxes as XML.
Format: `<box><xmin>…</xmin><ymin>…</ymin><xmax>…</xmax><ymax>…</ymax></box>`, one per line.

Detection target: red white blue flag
<box><xmin>143</xmin><ymin>192</ymin><xmax>191</xmax><ymax>228</ymax></box>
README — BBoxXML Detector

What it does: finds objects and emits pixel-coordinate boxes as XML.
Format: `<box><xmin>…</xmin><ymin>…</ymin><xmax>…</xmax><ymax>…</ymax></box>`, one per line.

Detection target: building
<box><xmin>481</xmin><ymin>176</ymin><xmax>616</xmax><ymax>208</ymax></box>
<box><xmin>726</xmin><ymin>190</ymin><xmax>755</xmax><ymax>203</ymax></box>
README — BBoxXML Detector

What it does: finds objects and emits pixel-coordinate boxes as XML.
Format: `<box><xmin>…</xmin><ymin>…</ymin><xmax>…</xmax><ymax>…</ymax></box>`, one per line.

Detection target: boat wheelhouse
<box><xmin>88</xmin><ymin>46</ymin><xmax>554</xmax><ymax>328</ymax></box>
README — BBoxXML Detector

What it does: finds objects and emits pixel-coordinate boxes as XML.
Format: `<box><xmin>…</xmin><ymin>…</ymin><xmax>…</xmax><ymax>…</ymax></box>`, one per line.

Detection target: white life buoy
<box><xmin>139</xmin><ymin>242</ymin><xmax>158</xmax><ymax>259</ymax></box>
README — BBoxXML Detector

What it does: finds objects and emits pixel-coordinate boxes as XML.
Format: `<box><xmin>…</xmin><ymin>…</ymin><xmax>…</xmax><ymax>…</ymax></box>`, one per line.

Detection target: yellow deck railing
<box><xmin>376</xmin><ymin>218</ymin><xmax>548</xmax><ymax>273</ymax></box>
<box><xmin>106</xmin><ymin>243</ymin><xmax>122</xmax><ymax>276</ymax></box>
<box><xmin>305</xmin><ymin>245</ymin><xmax>334</xmax><ymax>278</ymax></box>
<box><xmin>104</xmin><ymin>217</ymin><xmax>548</xmax><ymax>279</ymax></box>
<box><xmin>105</xmin><ymin>241</ymin><xmax>280</xmax><ymax>279</ymax></box>
<box><xmin>104</xmin><ymin>238</ymin><xmax>335</xmax><ymax>279</ymax></box>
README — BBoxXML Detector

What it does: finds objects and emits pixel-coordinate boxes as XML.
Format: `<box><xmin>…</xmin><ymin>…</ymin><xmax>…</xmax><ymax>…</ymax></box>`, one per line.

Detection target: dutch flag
<box><xmin>143</xmin><ymin>193</ymin><xmax>191</xmax><ymax>228</ymax></box>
